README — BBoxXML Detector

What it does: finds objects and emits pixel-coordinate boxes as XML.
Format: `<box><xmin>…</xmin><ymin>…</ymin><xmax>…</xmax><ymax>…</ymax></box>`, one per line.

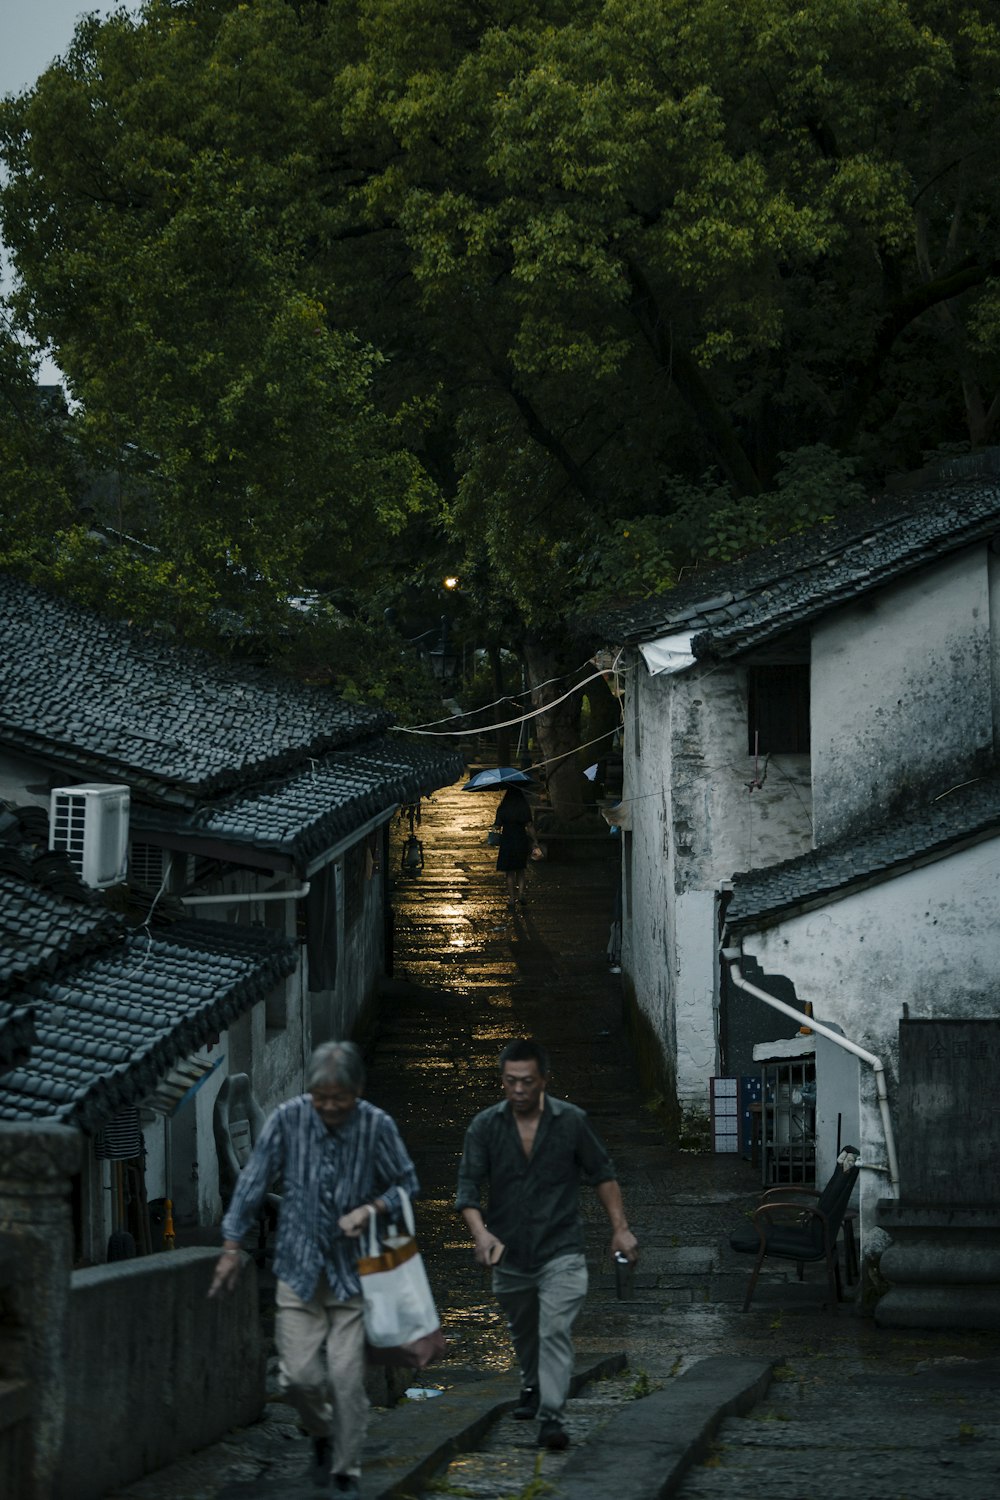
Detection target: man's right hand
<box><xmin>473</xmin><ymin>1234</ymin><xmax>506</xmax><ymax>1267</ymax></box>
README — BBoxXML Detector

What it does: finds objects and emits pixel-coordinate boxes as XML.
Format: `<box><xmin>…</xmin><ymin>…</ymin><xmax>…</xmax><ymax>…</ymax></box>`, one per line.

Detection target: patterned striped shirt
<box><xmin>222</xmin><ymin>1094</ymin><xmax>420</xmax><ymax>1302</ymax></box>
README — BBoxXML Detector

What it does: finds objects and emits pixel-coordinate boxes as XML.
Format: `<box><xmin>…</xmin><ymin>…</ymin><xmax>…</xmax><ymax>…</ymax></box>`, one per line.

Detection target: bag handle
<box><xmin>364</xmin><ymin>1186</ymin><xmax>416</xmax><ymax>1256</ymax></box>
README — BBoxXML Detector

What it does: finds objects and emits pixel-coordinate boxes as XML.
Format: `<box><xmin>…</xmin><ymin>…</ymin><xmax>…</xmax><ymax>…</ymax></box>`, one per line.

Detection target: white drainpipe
<box><xmin>722</xmin><ymin>946</ymin><xmax>900</xmax><ymax>1194</ymax></box>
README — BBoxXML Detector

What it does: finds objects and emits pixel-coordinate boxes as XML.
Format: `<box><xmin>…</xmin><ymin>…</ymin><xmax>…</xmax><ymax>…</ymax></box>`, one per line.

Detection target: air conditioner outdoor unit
<box><xmin>50</xmin><ymin>783</ymin><xmax>130</xmax><ymax>888</ymax></box>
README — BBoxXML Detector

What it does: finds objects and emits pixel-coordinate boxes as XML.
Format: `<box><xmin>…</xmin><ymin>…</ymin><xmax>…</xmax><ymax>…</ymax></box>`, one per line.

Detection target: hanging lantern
<box><xmin>401</xmin><ymin>834</ymin><xmax>424</xmax><ymax>872</ymax></box>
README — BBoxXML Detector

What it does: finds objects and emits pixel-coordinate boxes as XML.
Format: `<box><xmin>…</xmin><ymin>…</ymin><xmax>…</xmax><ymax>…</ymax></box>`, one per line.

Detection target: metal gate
<box><xmin>761</xmin><ymin>1058</ymin><xmax>816</xmax><ymax>1184</ymax></box>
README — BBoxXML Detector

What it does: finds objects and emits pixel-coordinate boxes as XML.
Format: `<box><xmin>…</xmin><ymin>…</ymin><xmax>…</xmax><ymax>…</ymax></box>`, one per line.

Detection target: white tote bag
<box><xmin>357</xmin><ymin>1189</ymin><xmax>446</xmax><ymax>1369</ymax></box>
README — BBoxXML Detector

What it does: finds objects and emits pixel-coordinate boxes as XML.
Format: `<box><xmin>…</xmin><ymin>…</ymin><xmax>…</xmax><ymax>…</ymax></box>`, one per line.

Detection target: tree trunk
<box><xmin>579</xmin><ymin>671</ymin><xmax>621</xmax><ymax>805</ymax></box>
<box><xmin>487</xmin><ymin>641</ymin><xmax>511</xmax><ymax>766</ymax></box>
<box><xmin>522</xmin><ymin>637</ymin><xmax>590</xmax><ymax>823</ymax></box>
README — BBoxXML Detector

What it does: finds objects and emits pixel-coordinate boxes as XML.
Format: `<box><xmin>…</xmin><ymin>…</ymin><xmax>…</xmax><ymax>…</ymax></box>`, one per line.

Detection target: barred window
<box><xmin>747</xmin><ymin>665</ymin><xmax>810</xmax><ymax>755</ymax></box>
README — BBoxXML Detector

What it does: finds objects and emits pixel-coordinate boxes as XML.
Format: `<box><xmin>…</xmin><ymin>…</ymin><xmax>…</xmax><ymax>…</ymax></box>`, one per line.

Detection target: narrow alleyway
<box><xmin>366</xmin><ymin>778</ymin><xmax>673</xmax><ymax>1373</ymax></box>
<box><xmin>110</xmin><ymin>777</ymin><xmax>1000</xmax><ymax>1500</ymax></box>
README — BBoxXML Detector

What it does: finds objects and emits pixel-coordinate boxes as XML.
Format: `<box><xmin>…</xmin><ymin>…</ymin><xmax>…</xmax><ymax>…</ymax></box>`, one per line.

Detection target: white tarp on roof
<box><xmin>639</xmin><ymin>632</ymin><xmax>695</xmax><ymax>676</ymax></box>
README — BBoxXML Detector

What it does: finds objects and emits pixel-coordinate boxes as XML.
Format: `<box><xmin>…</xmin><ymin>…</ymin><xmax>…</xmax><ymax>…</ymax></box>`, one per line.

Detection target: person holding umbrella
<box><xmin>493</xmin><ymin>784</ymin><xmax>539</xmax><ymax>908</ymax></box>
<box><xmin>463</xmin><ymin>767</ymin><xmax>540</xmax><ymax>910</ymax></box>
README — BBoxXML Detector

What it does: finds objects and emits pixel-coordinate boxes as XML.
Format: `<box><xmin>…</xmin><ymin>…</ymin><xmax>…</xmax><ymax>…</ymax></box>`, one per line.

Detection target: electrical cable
<box><xmin>126</xmin><ymin>862</ymin><xmax>172</xmax><ymax>976</ymax></box>
<box><xmin>397</xmin><ymin>666</ymin><xmax>614</xmax><ymax>735</ymax></box>
<box><xmin>526</xmin><ymin>725</ymin><xmax>622</xmax><ymax>775</ymax></box>
<box><xmin>402</xmin><ymin>654</ymin><xmax>631</xmax><ymax>730</ymax></box>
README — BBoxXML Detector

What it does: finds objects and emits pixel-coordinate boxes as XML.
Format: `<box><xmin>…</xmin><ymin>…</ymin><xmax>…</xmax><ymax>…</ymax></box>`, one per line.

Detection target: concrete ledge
<box><xmin>365</xmin><ymin>1352</ymin><xmax>626</xmax><ymax>1499</ymax></box>
<box><xmin>58</xmin><ymin>1247</ymin><xmax>263</xmax><ymax>1500</ymax></box>
<box><xmin>549</xmin><ymin>1356</ymin><xmax>774</xmax><ymax>1500</ymax></box>
<box><xmin>875</xmin><ymin>1286</ymin><xmax>1000</xmax><ymax>1330</ymax></box>
<box><xmin>878</xmin><ymin>1200</ymin><xmax>1000</xmax><ymax>1230</ymax></box>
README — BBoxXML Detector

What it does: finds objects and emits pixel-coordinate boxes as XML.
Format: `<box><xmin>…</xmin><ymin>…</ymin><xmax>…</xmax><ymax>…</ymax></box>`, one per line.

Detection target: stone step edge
<box><xmin>549</xmin><ymin>1356</ymin><xmax>774</xmax><ymax>1500</ymax></box>
<box><xmin>366</xmin><ymin>1350</ymin><xmax>627</xmax><ymax>1499</ymax></box>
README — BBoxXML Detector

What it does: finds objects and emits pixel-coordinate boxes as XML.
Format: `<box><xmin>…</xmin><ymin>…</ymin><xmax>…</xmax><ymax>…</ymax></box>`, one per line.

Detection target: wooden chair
<box><xmin>730</xmin><ymin>1157</ymin><xmax>861</xmax><ymax>1312</ymax></box>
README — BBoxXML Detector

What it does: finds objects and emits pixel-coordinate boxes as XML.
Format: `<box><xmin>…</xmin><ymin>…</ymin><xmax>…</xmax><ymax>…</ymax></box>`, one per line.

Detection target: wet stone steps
<box><xmin>403</xmin><ymin>1362</ymin><xmax>636</xmax><ymax>1500</ymax></box>
<box><xmin>675</xmin><ymin>1369</ymin><xmax>1000</xmax><ymax>1500</ymax></box>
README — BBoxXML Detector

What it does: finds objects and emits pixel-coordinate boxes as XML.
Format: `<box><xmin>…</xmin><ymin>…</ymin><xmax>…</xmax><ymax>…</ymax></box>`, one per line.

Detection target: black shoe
<box><xmin>332</xmin><ymin>1476</ymin><xmax>360</xmax><ymax>1498</ymax></box>
<box><xmin>538</xmin><ymin>1418</ymin><xmax>569</xmax><ymax>1451</ymax></box>
<box><xmin>311</xmin><ymin>1436</ymin><xmax>332</xmax><ymax>1485</ymax></box>
<box><xmin>512</xmin><ymin>1386</ymin><xmax>539</xmax><ymax>1419</ymax></box>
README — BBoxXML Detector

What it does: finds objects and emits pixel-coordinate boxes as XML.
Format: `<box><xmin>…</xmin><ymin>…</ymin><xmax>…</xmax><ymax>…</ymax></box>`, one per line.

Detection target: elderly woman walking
<box><xmin>209</xmin><ymin>1041</ymin><xmax>419</xmax><ymax>1498</ymax></box>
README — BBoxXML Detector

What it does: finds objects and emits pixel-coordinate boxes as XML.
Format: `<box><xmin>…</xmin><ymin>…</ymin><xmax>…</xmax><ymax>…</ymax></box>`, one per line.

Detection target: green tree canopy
<box><xmin>0</xmin><ymin>316</ymin><xmax>81</xmax><ymax>567</ymax></box>
<box><xmin>2</xmin><ymin>1</ymin><xmax>999</xmax><ymax>799</ymax></box>
<box><xmin>328</xmin><ymin>0</ymin><xmax>1000</xmax><ymax>599</ymax></box>
<box><xmin>0</xmin><ymin>0</ymin><xmax>435</xmax><ymax>643</ymax></box>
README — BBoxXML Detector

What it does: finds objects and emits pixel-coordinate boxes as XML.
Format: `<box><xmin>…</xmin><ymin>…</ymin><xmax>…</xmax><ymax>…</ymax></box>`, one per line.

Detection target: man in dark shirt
<box><xmin>455</xmin><ymin>1038</ymin><xmax>638</xmax><ymax>1450</ymax></box>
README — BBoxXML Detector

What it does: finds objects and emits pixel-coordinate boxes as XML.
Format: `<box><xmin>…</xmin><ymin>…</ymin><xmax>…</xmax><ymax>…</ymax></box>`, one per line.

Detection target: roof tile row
<box><xmin>590</xmin><ymin>471</ymin><xmax>1000</xmax><ymax>656</ymax></box>
<box><xmin>0</xmin><ymin>574</ymin><xmax>391</xmax><ymax>807</ymax></box>
<box><xmin>724</xmin><ymin>775</ymin><xmax>1000</xmax><ymax>932</ymax></box>
<box><xmin>133</xmin><ymin>733</ymin><xmax>465</xmax><ymax>866</ymax></box>
<box><xmin>0</xmin><ymin>921</ymin><xmax>297</xmax><ymax>1132</ymax></box>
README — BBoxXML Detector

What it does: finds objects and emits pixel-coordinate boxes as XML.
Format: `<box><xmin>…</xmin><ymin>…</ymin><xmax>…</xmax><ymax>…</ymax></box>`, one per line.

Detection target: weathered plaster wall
<box><xmin>338</xmin><ymin>865</ymin><xmax>385</xmax><ymax>1035</ymax></box>
<box><xmin>668</xmin><ymin>667</ymin><xmax>812</xmax><ymax>890</ymax></box>
<box><xmin>811</xmin><ymin>547</ymin><xmax>993</xmax><ymax>844</ymax></box>
<box><xmin>991</xmin><ymin>548</ymin><xmax>1000</xmax><ymax>752</ymax></box>
<box><xmin>742</xmin><ymin>838</ymin><xmax>1000</xmax><ymax>1231</ymax></box>
<box><xmin>621</xmin><ymin>665</ymin><xmax>676</xmax><ymax>1104</ymax></box>
<box><xmin>675</xmin><ymin>890</ymin><xmax>718</xmax><ymax>1113</ymax></box>
<box><xmin>623</xmin><ymin>656</ymin><xmax>811</xmax><ymax>1119</ymax></box>
<box><xmin>309</xmin><ymin>831</ymin><xmax>390</xmax><ymax>1049</ymax></box>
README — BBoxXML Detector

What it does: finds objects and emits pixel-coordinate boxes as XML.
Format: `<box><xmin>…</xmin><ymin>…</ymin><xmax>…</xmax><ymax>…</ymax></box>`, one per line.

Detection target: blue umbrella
<box><xmin>463</xmin><ymin>767</ymin><xmax>534</xmax><ymax>790</ymax></box>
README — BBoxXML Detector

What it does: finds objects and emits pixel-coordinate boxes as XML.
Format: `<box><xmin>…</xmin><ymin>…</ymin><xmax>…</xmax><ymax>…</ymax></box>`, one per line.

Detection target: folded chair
<box><xmin>213</xmin><ymin>1072</ymin><xmax>281</xmax><ymax>1263</ymax></box>
<box><xmin>730</xmin><ymin>1152</ymin><xmax>860</xmax><ymax>1313</ymax></box>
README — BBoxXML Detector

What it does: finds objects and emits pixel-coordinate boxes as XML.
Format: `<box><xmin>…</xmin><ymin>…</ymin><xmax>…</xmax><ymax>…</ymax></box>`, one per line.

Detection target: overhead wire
<box><xmin>401</xmin><ymin>654</ymin><xmax>631</xmax><ymax>731</ymax></box>
<box><xmin>397</xmin><ymin>665</ymin><xmax>620</xmax><ymax>736</ymax></box>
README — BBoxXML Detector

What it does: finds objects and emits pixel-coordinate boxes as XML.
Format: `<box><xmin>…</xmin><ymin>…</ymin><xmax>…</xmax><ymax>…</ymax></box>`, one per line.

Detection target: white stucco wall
<box><xmin>991</xmin><ymin>549</ymin><xmax>1000</xmax><ymax>749</ymax></box>
<box><xmin>675</xmin><ymin>890</ymin><xmax>719</xmax><ymax>1104</ymax></box>
<box><xmin>811</xmin><ymin>547</ymin><xmax>993</xmax><ymax>844</ymax></box>
<box><xmin>623</xmin><ymin>655</ymin><xmax>812</xmax><ymax>1117</ymax></box>
<box><xmin>741</xmin><ymin>837</ymin><xmax>1000</xmax><ymax>1232</ymax></box>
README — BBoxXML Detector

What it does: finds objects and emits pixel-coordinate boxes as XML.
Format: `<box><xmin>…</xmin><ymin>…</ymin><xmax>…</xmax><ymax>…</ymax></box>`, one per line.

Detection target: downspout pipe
<box><xmin>180</xmin><ymin>882</ymin><xmax>310</xmax><ymax>907</ymax></box>
<box><xmin>722</xmin><ymin>946</ymin><xmax>899</xmax><ymax>1194</ymax></box>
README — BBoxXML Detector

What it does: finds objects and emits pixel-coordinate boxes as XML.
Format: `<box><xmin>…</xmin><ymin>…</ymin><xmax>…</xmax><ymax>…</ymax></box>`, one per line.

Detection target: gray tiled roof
<box><xmin>0</xmin><ymin>573</ymin><xmax>391</xmax><ymax>806</ymax></box>
<box><xmin>590</xmin><ymin>464</ymin><xmax>1000</xmax><ymax>656</ymax></box>
<box><xmin>132</xmin><ymin>733</ymin><xmax>465</xmax><ymax>867</ymax></box>
<box><xmin>0</xmin><ymin>920</ymin><xmax>296</xmax><ymax>1131</ymax></box>
<box><xmin>723</xmin><ymin>775</ymin><xmax>1000</xmax><ymax>934</ymax></box>
<box><xmin>0</xmin><ymin>873</ymin><xmax>125</xmax><ymax>988</ymax></box>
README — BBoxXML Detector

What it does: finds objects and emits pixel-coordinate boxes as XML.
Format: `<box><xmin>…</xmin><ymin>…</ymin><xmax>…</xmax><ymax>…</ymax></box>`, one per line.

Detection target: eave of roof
<box><xmin>0</xmin><ymin>1000</ymin><xmax>36</xmax><ymax>1070</ymax></box>
<box><xmin>130</xmin><ymin>734</ymin><xmax>466</xmax><ymax>869</ymax></box>
<box><xmin>723</xmin><ymin>775</ymin><xmax>1000</xmax><ymax>936</ymax></box>
<box><xmin>0</xmin><ymin>573</ymin><xmax>391</xmax><ymax>808</ymax></box>
<box><xmin>0</xmin><ymin>920</ymin><xmax>297</xmax><ymax>1132</ymax></box>
<box><xmin>587</xmin><ymin>465</ymin><xmax>1000</xmax><ymax>658</ymax></box>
